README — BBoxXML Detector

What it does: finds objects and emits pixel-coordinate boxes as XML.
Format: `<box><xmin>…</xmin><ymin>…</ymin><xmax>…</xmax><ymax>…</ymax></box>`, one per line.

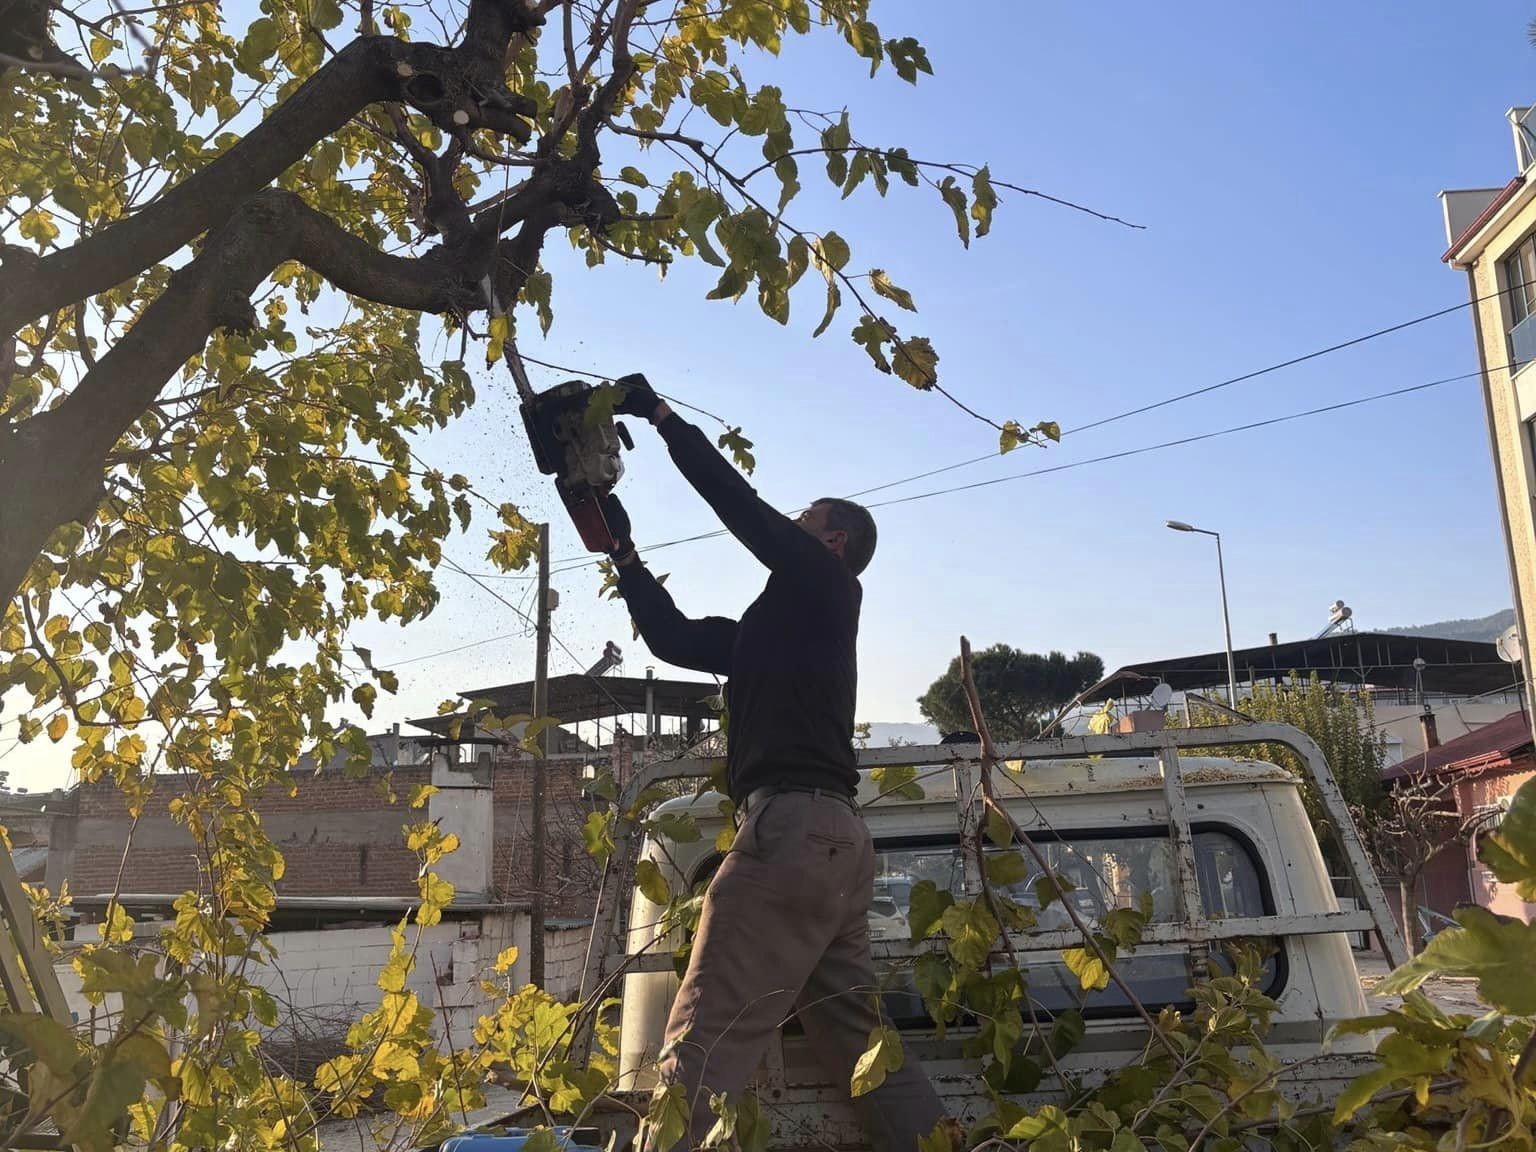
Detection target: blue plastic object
<box><xmin>441</xmin><ymin>1129</ymin><xmax>580</xmax><ymax>1152</ymax></box>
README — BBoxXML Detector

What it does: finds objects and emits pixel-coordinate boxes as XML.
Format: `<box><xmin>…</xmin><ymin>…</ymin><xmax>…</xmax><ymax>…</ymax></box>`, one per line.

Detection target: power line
<box><xmin>1063</xmin><ymin>295</ymin><xmax>1487</xmax><ymax>436</ymax></box>
<box><xmin>437</xmin><ymin>555</ymin><xmax>633</xmax><ymax>719</ymax></box>
<box><xmin>461</xmin><ymin>288</ymin><xmax>1510</xmax><ymax>582</ymax></box>
<box><xmin>525</xmin><ymin>286</ymin><xmax>1504</xmax><ymax>548</ymax></box>
<box><xmin>527</xmin><ymin>362</ymin><xmax>1486</xmax><ymax>576</ymax></box>
<box><xmin>860</xmin><ymin>368</ymin><xmax>1477</xmax><ymax>510</ymax></box>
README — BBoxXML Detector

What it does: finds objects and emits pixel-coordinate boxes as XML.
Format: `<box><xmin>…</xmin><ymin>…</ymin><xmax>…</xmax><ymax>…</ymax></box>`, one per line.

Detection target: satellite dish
<box><xmin>1150</xmin><ymin>681</ymin><xmax>1174</xmax><ymax>709</ymax></box>
<box><xmin>1497</xmin><ymin>624</ymin><xmax>1524</xmax><ymax>665</ymax></box>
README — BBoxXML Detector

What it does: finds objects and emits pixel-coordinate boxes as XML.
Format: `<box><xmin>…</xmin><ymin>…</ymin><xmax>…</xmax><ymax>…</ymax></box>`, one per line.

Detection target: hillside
<box><xmin>1384</xmin><ymin>608</ymin><xmax>1514</xmax><ymax>643</ymax></box>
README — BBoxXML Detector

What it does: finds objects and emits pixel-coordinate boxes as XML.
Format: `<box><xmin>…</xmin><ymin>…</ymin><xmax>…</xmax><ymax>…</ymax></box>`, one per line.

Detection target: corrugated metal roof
<box><xmin>1383</xmin><ymin>709</ymin><xmax>1533</xmax><ymax>781</ymax></box>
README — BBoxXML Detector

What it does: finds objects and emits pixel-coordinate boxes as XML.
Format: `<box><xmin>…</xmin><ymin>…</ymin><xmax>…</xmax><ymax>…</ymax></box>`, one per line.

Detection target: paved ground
<box><xmin>1355</xmin><ymin>954</ymin><xmax>1484</xmax><ymax>1015</ymax></box>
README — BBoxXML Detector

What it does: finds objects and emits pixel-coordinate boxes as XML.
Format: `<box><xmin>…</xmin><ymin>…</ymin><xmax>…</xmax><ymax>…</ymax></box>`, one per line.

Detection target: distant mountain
<box><xmin>1383</xmin><ymin>608</ymin><xmax>1515</xmax><ymax>644</ymax></box>
<box><xmin>864</xmin><ymin>721</ymin><xmax>940</xmax><ymax>747</ymax></box>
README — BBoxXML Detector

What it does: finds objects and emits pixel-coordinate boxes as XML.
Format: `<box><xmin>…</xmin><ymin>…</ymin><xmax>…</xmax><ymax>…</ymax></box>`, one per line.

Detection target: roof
<box><xmin>652</xmin><ymin>756</ymin><xmax>1295</xmax><ymax>821</ymax></box>
<box><xmin>1442</xmin><ymin>175</ymin><xmax>1526</xmax><ymax>263</ymax></box>
<box><xmin>1080</xmin><ymin>631</ymin><xmax>1515</xmax><ymax>704</ymax></box>
<box><xmin>413</xmin><ymin>673</ymin><xmax>721</xmax><ymax>728</ymax></box>
<box><xmin>10</xmin><ymin>846</ymin><xmax>47</xmax><ymax>882</ymax></box>
<box><xmin>1383</xmin><ymin>709</ymin><xmax>1534</xmax><ymax>781</ymax></box>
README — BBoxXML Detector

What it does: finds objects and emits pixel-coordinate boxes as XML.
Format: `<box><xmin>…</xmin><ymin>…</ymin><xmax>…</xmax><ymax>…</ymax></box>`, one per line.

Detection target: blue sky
<box><xmin>7</xmin><ymin>0</ymin><xmax>1534</xmax><ymax>787</ymax></box>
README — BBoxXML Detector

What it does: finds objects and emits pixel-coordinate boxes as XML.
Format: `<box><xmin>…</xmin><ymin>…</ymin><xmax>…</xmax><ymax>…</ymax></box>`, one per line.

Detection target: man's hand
<box><xmin>613</xmin><ymin>373</ymin><xmax>665</xmax><ymax>421</ymax></box>
<box><xmin>600</xmin><ymin>493</ymin><xmax>636</xmax><ymax>562</ymax></box>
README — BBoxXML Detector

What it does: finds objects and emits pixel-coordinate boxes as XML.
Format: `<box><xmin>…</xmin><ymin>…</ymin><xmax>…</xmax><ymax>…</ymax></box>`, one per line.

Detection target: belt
<box><xmin>740</xmin><ymin>784</ymin><xmax>858</xmax><ymax>818</ymax></box>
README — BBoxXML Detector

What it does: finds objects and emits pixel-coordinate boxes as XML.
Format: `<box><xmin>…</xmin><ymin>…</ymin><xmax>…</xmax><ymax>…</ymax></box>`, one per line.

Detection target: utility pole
<box><xmin>529</xmin><ymin>523</ymin><xmax>550</xmax><ymax>988</ymax></box>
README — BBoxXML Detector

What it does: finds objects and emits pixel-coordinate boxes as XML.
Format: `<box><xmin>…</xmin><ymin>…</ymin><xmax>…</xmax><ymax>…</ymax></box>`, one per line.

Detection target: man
<box><xmin>601</xmin><ymin>374</ymin><xmax>946</xmax><ymax>1152</ymax></box>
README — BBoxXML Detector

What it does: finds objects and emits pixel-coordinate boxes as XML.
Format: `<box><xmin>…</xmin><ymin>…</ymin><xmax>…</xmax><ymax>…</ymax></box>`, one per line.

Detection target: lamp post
<box><xmin>1167</xmin><ymin>520</ymin><xmax>1238</xmax><ymax>706</ymax></box>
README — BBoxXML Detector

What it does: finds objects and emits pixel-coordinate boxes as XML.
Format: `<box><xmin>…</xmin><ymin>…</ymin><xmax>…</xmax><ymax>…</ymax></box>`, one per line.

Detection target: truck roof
<box><xmin>652</xmin><ymin>755</ymin><xmax>1294</xmax><ymax>817</ymax></box>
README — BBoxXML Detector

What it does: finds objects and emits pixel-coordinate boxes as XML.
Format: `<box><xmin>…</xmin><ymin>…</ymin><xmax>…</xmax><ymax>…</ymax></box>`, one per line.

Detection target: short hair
<box><xmin>814</xmin><ymin>497</ymin><xmax>877</xmax><ymax>575</ymax></box>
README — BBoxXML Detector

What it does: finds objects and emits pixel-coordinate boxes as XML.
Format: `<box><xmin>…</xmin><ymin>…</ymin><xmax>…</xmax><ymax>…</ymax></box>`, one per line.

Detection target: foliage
<box><xmin>1324</xmin><ymin>775</ymin><xmax>1536</xmax><ymax>1149</ymax></box>
<box><xmin>0</xmin><ymin>0</ymin><xmax>1109</xmax><ymax>1147</ymax></box>
<box><xmin>1179</xmin><ymin>675</ymin><xmax>1387</xmax><ymax>845</ymax></box>
<box><xmin>917</xmin><ymin>645</ymin><xmax>1104</xmax><ymax>741</ymax></box>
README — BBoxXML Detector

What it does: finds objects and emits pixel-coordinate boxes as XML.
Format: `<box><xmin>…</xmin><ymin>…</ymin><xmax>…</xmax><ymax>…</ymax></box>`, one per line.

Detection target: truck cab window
<box><xmin>871</xmin><ymin>829</ymin><xmax>1279</xmax><ymax>1023</ymax></box>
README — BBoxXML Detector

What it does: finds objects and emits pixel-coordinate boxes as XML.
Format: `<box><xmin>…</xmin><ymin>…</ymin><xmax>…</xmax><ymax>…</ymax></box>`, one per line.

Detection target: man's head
<box><xmin>796</xmin><ymin>498</ymin><xmax>877</xmax><ymax>575</ymax></box>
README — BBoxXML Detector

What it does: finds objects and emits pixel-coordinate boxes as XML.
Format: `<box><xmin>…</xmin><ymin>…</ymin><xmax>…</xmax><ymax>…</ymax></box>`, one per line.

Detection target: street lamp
<box><xmin>1166</xmin><ymin>520</ymin><xmax>1238</xmax><ymax>706</ymax></box>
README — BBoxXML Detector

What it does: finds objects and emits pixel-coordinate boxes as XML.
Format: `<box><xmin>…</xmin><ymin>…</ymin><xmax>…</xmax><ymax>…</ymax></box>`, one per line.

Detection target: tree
<box><xmin>918</xmin><ymin>645</ymin><xmax>1103</xmax><ymax>741</ymax></box>
<box><xmin>1180</xmin><ymin>676</ymin><xmax>1387</xmax><ymax>864</ymax></box>
<box><xmin>1353</xmin><ymin>767</ymin><xmax>1465</xmax><ymax>953</ymax></box>
<box><xmin>0</xmin><ymin>4</ymin><xmax>1126</xmax><ymax>1148</ymax></box>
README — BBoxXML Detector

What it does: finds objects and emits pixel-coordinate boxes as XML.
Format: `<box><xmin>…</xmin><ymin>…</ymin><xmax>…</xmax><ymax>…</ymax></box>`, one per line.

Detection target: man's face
<box><xmin>796</xmin><ymin>503</ymin><xmax>845</xmax><ymax>557</ymax></box>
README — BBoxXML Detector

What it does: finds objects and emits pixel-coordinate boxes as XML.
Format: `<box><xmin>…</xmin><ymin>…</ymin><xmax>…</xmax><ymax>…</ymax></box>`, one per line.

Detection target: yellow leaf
<box><xmin>493</xmin><ymin>945</ymin><xmax>519</xmax><ymax>974</ymax></box>
<box><xmin>46</xmin><ymin>714</ymin><xmax>67</xmax><ymax>743</ymax></box>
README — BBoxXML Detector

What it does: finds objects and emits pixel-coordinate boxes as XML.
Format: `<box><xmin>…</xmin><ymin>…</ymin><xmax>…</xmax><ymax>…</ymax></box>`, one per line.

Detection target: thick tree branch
<box><xmin>0</xmin><ymin>0</ymin><xmax>543</xmax><ymax>341</ymax></box>
<box><xmin>0</xmin><ymin>171</ymin><xmax>569</xmax><ymax>606</ymax></box>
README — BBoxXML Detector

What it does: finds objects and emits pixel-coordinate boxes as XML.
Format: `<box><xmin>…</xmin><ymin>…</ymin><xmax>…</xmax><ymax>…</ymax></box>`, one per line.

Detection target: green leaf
<box><xmin>868</xmin><ymin>269</ymin><xmax>916</xmax><ymax>312</ymax></box>
<box><xmin>893</xmin><ymin>336</ymin><xmax>939</xmax><ymax>389</ymax></box>
<box><xmin>937</xmin><ymin>177</ymin><xmax>970</xmax><ymax>248</ymax></box>
<box><xmin>1375</xmin><ymin>905</ymin><xmax>1536</xmax><ymax>1013</ymax></box>
<box><xmin>1333</xmin><ymin>1031</ymin><xmax>1454</xmax><ymax>1122</ymax></box>
<box><xmin>1478</xmin><ymin>776</ymin><xmax>1536</xmax><ymax>901</ymax></box>
<box><xmin>908</xmin><ymin>880</ymin><xmax>954</xmax><ymax>941</ymax></box>
<box><xmin>822</xmin><ymin>113</ymin><xmax>851</xmax><ymax>185</ymax></box>
<box><xmin>89</xmin><ymin>36</ymin><xmax>114</xmax><ymax>64</ymax></box>
<box><xmin>18</xmin><ymin>209</ymin><xmax>60</xmax><ymax>248</ymax></box>
<box><xmin>971</xmin><ymin>166</ymin><xmax>998</xmax><ymax>239</ymax></box>
<box><xmin>871</xmin><ymin>763</ymin><xmax>924</xmax><ymax>800</ymax></box>
<box><xmin>813</xmin><ymin>277</ymin><xmax>841</xmax><ymax>339</ymax></box>
<box><xmin>641</xmin><ymin>1082</ymin><xmax>691</xmax><ymax>1152</ymax></box>
<box><xmin>1034</xmin><ymin>874</ymin><xmax>1074</xmax><ymax>911</ymax></box>
<box><xmin>984</xmin><ymin>805</ymin><xmax>1012</xmax><ymax>847</ymax></box>
<box><xmin>650</xmin><ymin>812</ymin><xmax>701</xmax><ymax>844</ymax></box>
<box><xmin>717</xmin><ymin>427</ymin><xmax>756</xmax><ymax>474</ymax></box>
<box><xmin>816</xmin><ymin>232</ymin><xmax>851</xmax><ymax>274</ymax></box>
<box><xmin>0</xmin><ymin>1013</ymin><xmax>82</xmax><ymax>1074</ymax></box>
<box><xmin>1103</xmin><ymin>905</ymin><xmax>1149</xmax><ymax>949</ymax></box>
<box><xmin>583</xmin><ymin>810</ymin><xmax>616</xmax><ymax>867</ymax></box>
<box><xmin>1048</xmin><ymin>1008</ymin><xmax>1085</xmax><ymax>1056</ymax></box>
<box><xmin>885</xmin><ymin>36</ymin><xmax>933</xmax><ymax>84</ymax></box>
<box><xmin>1034</xmin><ymin>419</ymin><xmax>1062</xmax><ymax>442</ymax></box>
<box><xmin>850</xmin><ymin>1026</ymin><xmax>902</xmax><ymax>1097</ymax></box>
<box><xmin>635</xmin><ymin>859</ymin><xmax>672</xmax><ymax>906</ymax></box>
<box><xmin>984</xmin><ymin>851</ymin><xmax>1028</xmax><ymax>887</ymax></box>
<box><xmin>851</xmin><ymin>316</ymin><xmax>891</xmax><ymax>373</ymax></box>
<box><xmin>619</xmin><ymin>166</ymin><xmax>649</xmax><ymax>187</ymax></box>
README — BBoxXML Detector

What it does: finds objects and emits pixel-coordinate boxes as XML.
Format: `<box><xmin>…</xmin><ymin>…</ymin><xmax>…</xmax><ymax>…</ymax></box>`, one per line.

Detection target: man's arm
<box><xmin>611</xmin><ymin>375</ymin><xmax>834</xmax><ymax>580</ymax></box>
<box><xmin>656</xmin><ymin>410</ymin><xmax>837</xmax><ymax>581</ymax></box>
<box><xmin>613</xmin><ymin>555</ymin><xmax>736</xmax><ymax>677</ymax></box>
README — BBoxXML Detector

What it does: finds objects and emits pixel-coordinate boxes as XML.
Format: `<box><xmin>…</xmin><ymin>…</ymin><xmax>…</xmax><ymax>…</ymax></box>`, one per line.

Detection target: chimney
<box><xmin>427</xmin><ymin>746</ymin><xmax>494</xmax><ymax>902</ymax></box>
<box><xmin>1268</xmin><ymin>632</ymin><xmax>1278</xmax><ymax>647</ymax></box>
<box><xmin>1419</xmin><ymin>707</ymin><xmax>1440</xmax><ymax>750</ymax></box>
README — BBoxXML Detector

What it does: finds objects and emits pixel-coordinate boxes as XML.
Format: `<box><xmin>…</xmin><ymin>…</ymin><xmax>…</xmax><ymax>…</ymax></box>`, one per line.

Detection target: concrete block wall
<box><xmin>59</xmin><ymin>758</ymin><xmax>605</xmax><ymax>918</ymax></box>
<box><xmin>541</xmin><ymin>923</ymin><xmax>593</xmax><ymax>1002</ymax></box>
<box><xmin>54</xmin><ymin>910</ymin><xmax>542</xmax><ymax>1053</ymax></box>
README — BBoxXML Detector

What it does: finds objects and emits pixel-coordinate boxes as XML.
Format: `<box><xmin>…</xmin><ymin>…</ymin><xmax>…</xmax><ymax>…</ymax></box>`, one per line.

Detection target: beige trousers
<box><xmin>656</xmin><ymin>791</ymin><xmax>946</xmax><ymax>1152</ymax></box>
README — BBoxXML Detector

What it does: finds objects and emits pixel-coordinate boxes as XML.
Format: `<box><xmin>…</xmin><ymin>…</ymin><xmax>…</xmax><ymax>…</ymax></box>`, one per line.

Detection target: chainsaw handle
<box><xmin>615</xmin><ymin>421</ymin><xmax>634</xmax><ymax>452</ymax></box>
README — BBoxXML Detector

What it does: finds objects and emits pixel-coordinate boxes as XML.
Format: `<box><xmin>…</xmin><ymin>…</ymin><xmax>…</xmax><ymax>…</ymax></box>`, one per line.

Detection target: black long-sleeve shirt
<box><xmin>615</xmin><ymin>415</ymin><xmax>861</xmax><ymax>801</ymax></box>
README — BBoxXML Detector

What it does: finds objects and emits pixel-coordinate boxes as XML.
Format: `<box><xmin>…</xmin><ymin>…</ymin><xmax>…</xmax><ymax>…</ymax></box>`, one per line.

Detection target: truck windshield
<box><xmin>871</xmin><ymin>828</ymin><xmax>1279</xmax><ymax>1021</ymax></box>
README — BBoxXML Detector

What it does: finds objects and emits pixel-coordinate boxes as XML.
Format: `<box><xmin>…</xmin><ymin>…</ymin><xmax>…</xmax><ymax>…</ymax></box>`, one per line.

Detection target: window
<box><xmin>870</xmin><ymin>829</ymin><xmax>1280</xmax><ymax>1023</ymax></box>
<box><xmin>1504</xmin><ymin>235</ymin><xmax>1536</xmax><ymax>370</ymax></box>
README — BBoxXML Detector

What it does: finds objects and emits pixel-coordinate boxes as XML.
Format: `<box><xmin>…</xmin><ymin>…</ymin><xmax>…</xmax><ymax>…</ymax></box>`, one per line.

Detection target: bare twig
<box><xmin>957</xmin><ymin>635</ymin><xmax>1180</xmax><ymax>1059</ymax></box>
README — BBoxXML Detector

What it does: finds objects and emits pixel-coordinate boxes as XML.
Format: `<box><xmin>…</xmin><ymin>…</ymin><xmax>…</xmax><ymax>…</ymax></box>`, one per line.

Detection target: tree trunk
<box><xmin>1399</xmin><ymin>873</ymin><xmax>1422</xmax><ymax>954</ymax></box>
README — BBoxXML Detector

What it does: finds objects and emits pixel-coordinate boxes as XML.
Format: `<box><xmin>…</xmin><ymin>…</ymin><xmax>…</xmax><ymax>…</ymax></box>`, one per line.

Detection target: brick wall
<box><xmin>60</xmin><ymin>755</ymin><xmax>604</xmax><ymax>916</ymax></box>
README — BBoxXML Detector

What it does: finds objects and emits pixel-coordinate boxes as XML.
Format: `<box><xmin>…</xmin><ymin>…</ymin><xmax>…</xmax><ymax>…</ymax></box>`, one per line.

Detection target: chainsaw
<box><xmin>483</xmin><ymin>289</ymin><xmax>633</xmax><ymax>553</ymax></box>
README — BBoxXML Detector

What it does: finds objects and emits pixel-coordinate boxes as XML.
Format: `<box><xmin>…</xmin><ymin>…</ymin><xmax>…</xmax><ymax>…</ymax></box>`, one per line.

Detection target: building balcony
<box><xmin>1509</xmin><ymin>311</ymin><xmax>1536</xmax><ymax>371</ymax></box>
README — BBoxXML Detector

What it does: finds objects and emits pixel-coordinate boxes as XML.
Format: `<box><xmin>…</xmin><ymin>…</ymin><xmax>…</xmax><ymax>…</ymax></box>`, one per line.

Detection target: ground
<box><xmin>1356</xmin><ymin>954</ymin><xmax>1484</xmax><ymax>1016</ymax></box>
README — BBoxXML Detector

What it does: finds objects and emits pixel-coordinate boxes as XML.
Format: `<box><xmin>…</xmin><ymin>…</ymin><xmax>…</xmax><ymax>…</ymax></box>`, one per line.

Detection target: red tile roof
<box><xmin>1383</xmin><ymin>709</ymin><xmax>1533</xmax><ymax>781</ymax></box>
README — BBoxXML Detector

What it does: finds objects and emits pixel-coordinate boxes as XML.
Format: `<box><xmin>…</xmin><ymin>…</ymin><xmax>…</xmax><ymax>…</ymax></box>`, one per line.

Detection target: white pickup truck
<box><xmin>573</xmin><ymin>724</ymin><xmax>1405</xmax><ymax>1149</ymax></box>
